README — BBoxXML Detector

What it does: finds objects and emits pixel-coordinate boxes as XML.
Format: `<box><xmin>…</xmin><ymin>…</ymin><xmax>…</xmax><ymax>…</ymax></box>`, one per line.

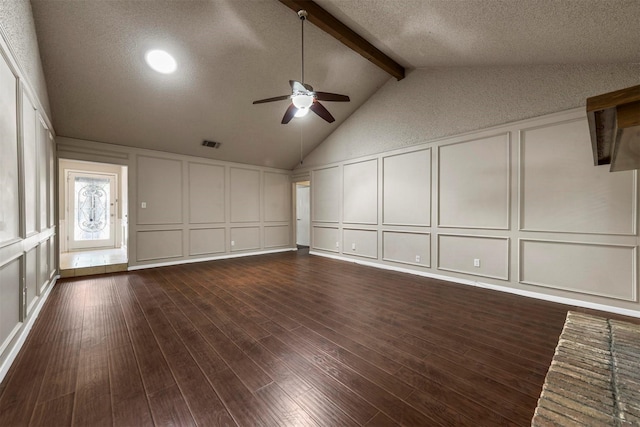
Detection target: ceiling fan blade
<box><xmin>315</xmin><ymin>92</ymin><xmax>350</xmax><ymax>102</ymax></box>
<box><xmin>252</xmin><ymin>95</ymin><xmax>291</xmax><ymax>104</ymax></box>
<box><xmin>310</xmin><ymin>101</ymin><xmax>335</xmax><ymax>123</ymax></box>
<box><xmin>290</xmin><ymin>80</ymin><xmax>307</xmax><ymax>93</ymax></box>
<box><xmin>303</xmin><ymin>83</ymin><xmax>314</xmax><ymax>92</ymax></box>
<box><xmin>281</xmin><ymin>103</ymin><xmax>297</xmax><ymax>124</ymax></box>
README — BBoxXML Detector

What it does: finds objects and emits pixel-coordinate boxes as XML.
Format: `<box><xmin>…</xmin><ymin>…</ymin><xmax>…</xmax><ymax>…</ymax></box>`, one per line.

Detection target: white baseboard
<box><xmin>310</xmin><ymin>251</ymin><xmax>640</xmax><ymax>319</ymax></box>
<box><xmin>0</xmin><ymin>275</ymin><xmax>60</xmax><ymax>384</ymax></box>
<box><xmin>128</xmin><ymin>248</ymin><xmax>297</xmax><ymax>271</ymax></box>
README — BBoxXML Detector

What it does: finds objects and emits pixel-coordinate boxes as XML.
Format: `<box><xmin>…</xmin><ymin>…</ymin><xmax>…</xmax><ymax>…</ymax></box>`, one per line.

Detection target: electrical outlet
<box><xmin>351</xmin><ymin>243</ymin><xmax>356</xmax><ymax>250</ymax></box>
<box><xmin>336</xmin><ymin>241</ymin><xmax>339</xmax><ymax>248</ymax></box>
<box><xmin>473</xmin><ymin>258</ymin><xmax>480</xmax><ymax>267</ymax></box>
<box><xmin>141</xmin><ymin>202</ymin><xmax>147</xmax><ymax>208</ymax></box>
<box><xmin>231</xmin><ymin>240</ymin><xmax>235</xmax><ymax>246</ymax></box>
<box><xmin>415</xmin><ymin>255</ymin><xmax>421</xmax><ymax>263</ymax></box>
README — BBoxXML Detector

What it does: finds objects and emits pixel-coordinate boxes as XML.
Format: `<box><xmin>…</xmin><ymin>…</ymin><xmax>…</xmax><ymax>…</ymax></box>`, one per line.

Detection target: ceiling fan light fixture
<box><xmin>292</xmin><ymin>93</ymin><xmax>314</xmax><ymax>109</ymax></box>
<box><xmin>145</xmin><ymin>49</ymin><xmax>177</xmax><ymax>74</ymax></box>
<box><xmin>294</xmin><ymin>107</ymin><xmax>310</xmax><ymax>118</ymax></box>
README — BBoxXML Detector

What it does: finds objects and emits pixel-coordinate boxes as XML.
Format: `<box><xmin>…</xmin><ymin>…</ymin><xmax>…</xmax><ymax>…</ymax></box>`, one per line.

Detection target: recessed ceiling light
<box><xmin>145</xmin><ymin>50</ymin><xmax>177</xmax><ymax>74</ymax></box>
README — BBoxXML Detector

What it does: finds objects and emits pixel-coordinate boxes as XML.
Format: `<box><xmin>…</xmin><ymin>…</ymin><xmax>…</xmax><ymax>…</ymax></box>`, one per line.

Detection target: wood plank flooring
<box><xmin>1</xmin><ymin>250</ymin><xmax>636</xmax><ymax>426</ymax></box>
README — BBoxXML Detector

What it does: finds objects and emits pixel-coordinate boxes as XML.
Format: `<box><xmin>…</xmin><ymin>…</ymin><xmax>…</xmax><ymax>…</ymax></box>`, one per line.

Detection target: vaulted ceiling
<box><xmin>31</xmin><ymin>0</ymin><xmax>640</xmax><ymax>170</ymax></box>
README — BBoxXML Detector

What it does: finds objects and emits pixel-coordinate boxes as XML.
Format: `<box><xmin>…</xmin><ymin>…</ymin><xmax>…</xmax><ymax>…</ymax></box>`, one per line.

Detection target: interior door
<box><xmin>67</xmin><ymin>171</ymin><xmax>117</xmax><ymax>250</ymax></box>
<box><xmin>296</xmin><ymin>184</ymin><xmax>310</xmax><ymax>246</ymax></box>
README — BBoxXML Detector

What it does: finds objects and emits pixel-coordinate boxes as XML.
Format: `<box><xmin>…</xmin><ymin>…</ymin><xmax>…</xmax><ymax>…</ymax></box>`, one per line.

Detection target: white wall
<box><xmin>57</xmin><ymin>137</ymin><xmax>294</xmax><ymax>268</ymax></box>
<box><xmin>297</xmin><ymin>108</ymin><xmax>640</xmax><ymax>317</ymax></box>
<box><xmin>0</xmin><ymin>7</ymin><xmax>57</xmax><ymax>381</ymax></box>
<box><xmin>301</xmin><ymin>64</ymin><xmax>640</xmax><ymax>167</ymax></box>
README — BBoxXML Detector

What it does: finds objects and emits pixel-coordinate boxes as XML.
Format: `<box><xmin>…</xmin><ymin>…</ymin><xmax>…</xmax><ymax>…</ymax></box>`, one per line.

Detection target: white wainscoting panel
<box><xmin>343</xmin><ymin>159</ymin><xmax>378</xmax><ymax>224</ymax></box>
<box><xmin>438</xmin><ymin>133</ymin><xmax>510</xmax><ymax>229</ymax></box>
<box><xmin>519</xmin><ymin>118</ymin><xmax>636</xmax><ymax>235</ymax></box>
<box><xmin>136</xmin><ymin>229</ymin><xmax>183</xmax><ymax>261</ymax></box>
<box><xmin>312</xmin><ymin>226</ymin><xmax>340</xmax><ymax>252</ymax></box>
<box><xmin>25</xmin><ymin>248</ymin><xmax>37</xmax><ymax>313</ymax></box>
<box><xmin>264</xmin><ymin>172</ymin><xmax>291</xmax><ymax>222</ymax></box>
<box><xmin>189</xmin><ymin>228</ymin><xmax>225</xmax><ymax>256</ymax></box>
<box><xmin>22</xmin><ymin>91</ymin><xmax>38</xmax><ymax>236</ymax></box>
<box><xmin>312</xmin><ymin>166</ymin><xmax>340</xmax><ymax>223</ymax></box>
<box><xmin>343</xmin><ymin>228</ymin><xmax>378</xmax><ymax>259</ymax></box>
<box><xmin>438</xmin><ymin>234</ymin><xmax>509</xmax><ymax>280</ymax></box>
<box><xmin>137</xmin><ymin>156</ymin><xmax>183</xmax><ymax>225</ymax></box>
<box><xmin>0</xmin><ymin>258</ymin><xmax>21</xmax><ymax>354</ymax></box>
<box><xmin>383</xmin><ymin>149</ymin><xmax>431</xmax><ymax>226</ymax></box>
<box><xmin>230</xmin><ymin>168</ymin><xmax>260</xmax><ymax>223</ymax></box>
<box><xmin>38</xmin><ymin>242</ymin><xmax>48</xmax><ymax>293</ymax></box>
<box><xmin>519</xmin><ymin>239</ymin><xmax>637</xmax><ymax>301</ymax></box>
<box><xmin>383</xmin><ymin>231</ymin><xmax>431</xmax><ymax>267</ymax></box>
<box><xmin>188</xmin><ymin>162</ymin><xmax>225</xmax><ymax>224</ymax></box>
<box><xmin>0</xmin><ymin>53</ymin><xmax>19</xmax><ymax>246</ymax></box>
<box><xmin>37</xmin><ymin>117</ymin><xmax>48</xmax><ymax>232</ymax></box>
<box><xmin>230</xmin><ymin>227</ymin><xmax>260</xmax><ymax>252</ymax></box>
<box><xmin>265</xmin><ymin>225</ymin><xmax>290</xmax><ymax>248</ymax></box>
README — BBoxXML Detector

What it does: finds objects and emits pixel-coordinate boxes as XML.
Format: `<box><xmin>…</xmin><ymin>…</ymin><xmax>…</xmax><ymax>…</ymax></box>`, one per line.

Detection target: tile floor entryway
<box><xmin>60</xmin><ymin>247</ymin><xmax>128</xmax><ymax>277</ymax></box>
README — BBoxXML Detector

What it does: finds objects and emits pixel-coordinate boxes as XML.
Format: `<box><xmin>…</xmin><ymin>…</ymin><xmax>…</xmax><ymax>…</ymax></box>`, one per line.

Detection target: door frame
<box><xmin>65</xmin><ymin>170</ymin><xmax>118</xmax><ymax>251</ymax></box>
<box><xmin>293</xmin><ymin>180</ymin><xmax>311</xmax><ymax>248</ymax></box>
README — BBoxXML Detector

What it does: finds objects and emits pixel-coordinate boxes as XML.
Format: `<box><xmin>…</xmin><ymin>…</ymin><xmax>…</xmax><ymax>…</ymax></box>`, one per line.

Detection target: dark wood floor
<box><xmin>1</xmin><ymin>250</ymin><xmax>634</xmax><ymax>426</ymax></box>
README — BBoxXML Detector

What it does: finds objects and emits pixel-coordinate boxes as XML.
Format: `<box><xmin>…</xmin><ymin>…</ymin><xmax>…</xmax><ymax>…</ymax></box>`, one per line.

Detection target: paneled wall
<box><xmin>300</xmin><ymin>108</ymin><xmax>640</xmax><ymax>316</ymax></box>
<box><xmin>0</xmin><ymin>32</ymin><xmax>57</xmax><ymax>378</ymax></box>
<box><xmin>57</xmin><ymin>137</ymin><xmax>294</xmax><ymax>268</ymax></box>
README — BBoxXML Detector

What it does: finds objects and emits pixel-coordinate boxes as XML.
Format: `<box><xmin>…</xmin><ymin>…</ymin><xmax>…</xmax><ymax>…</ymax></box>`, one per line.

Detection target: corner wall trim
<box><xmin>0</xmin><ymin>275</ymin><xmax>60</xmax><ymax>384</ymax></box>
<box><xmin>309</xmin><ymin>251</ymin><xmax>640</xmax><ymax>320</ymax></box>
<box><xmin>127</xmin><ymin>248</ymin><xmax>297</xmax><ymax>271</ymax></box>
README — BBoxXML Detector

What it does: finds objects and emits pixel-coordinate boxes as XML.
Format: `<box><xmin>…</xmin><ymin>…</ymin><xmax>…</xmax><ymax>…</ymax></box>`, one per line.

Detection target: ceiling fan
<box><xmin>253</xmin><ymin>10</ymin><xmax>350</xmax><ymax>124</ymax></box>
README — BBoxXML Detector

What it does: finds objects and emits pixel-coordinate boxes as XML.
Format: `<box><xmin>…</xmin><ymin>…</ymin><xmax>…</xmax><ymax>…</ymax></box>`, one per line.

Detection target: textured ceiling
<box><xmin>31</xmin><ymin>0</ymin><xmax>640</xmax><ymax>170</ymax></box>
<box><xmin>315</xmin><ymin>0</ymin><xmax>640</xmax><ymax>67</ymax></box>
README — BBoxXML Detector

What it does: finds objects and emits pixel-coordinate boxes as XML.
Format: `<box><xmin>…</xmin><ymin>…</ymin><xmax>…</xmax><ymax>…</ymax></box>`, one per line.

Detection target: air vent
<box><xmin>202</xmin><ymin>140</ymin><xmax>222</xmax><ymax>149</ymax></box>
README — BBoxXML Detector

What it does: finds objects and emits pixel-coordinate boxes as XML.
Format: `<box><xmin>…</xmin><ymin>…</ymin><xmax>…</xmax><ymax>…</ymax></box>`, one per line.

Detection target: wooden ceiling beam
<box><xmin>278</xmin><ymin>0</ymin><xmax>405</xmax><ymax>81</ymax></box>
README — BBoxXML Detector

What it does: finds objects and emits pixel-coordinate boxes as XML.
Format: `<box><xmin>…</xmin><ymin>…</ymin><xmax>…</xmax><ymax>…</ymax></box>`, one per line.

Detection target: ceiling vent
<box><xmin>587</xmin><ymin>84</ymin><xmax>640</xmax><ymax>172</ymax></box>
<box><xmin>202</xmin><ymin>140</ymin><xmax>222</xmax><ymax>149</ymax></box>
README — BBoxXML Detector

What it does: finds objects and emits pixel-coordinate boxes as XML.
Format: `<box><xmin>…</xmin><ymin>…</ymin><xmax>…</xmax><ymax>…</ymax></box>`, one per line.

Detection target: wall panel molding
<box><xmin>343</xmin><ymin>159</ymin><xmax>378</xmax><ymax>225</ymax></box>
<box><xmin>0</xmin><ymin>51</ymin><xmax>20</xmax><ymax>247</ymax></box>
<box><xmin>382</xmin><ymin>230</ymin><xmax>431</xmax><ymax>267</ymax></box>
<box><xmin>189</xmin><ymin>227</ymin><xmax>225</xmax><ymax>256</ymax></box>
<box><xmin>136</xmin><ymin>229</ymin><xmax>183</xmax><ymax>261</ymax></box>
<box><xmin>230</xmin><ymin>167</ymin><xmax>261</xmax><ymax>223</ymax></box>
<box><xmin>264</xmin><ymin>172</ymin><xmax>291</xmax><ymax>223</ymax></box>
<box><xmin>230</xmin><ymin>226</ymin><xmax>260</xmax><ymax>252</ymax></box>
<box><xmin>188</xmin><ymin>162</ymin><xmax>225</xmax><ymax>224</ymax></box>
<box><xmin>264</xmin><ymin>225</ymin><xmax>290</xmax><ymax>248</ymax></box>
<box><xmin>343</xmin><ymin>228</ymin><xmax>378</xmax><ymax>259</ymax></box>
<box><xmin>0</xmin><ymin>27</ymin><xmax>58</xmax><ymax>384</ymax></box>
<box><xmin>518</xmin><ymin>118</ymin><xmax>637</xmax><ymax>236</ymax></box>
<box><xmin>519</xmin><ymin>238</ymin><xmax>637</xmax><ymax>301</ymax></box>
<box><xmin>312</xmin><ymin>166</ymin><xmax>340</xmax><ymax>223</ymax></box>
<box><xmin>437</xmin><ymin>133</ymin><xmax>511</xmax><ymax>230</ymax></box>
<box><xmin>312</xmin><ymin>226</ymin><xmax>340</xmax><ymax>252</ymax></box>
<box><xmin>437</xmin><ymin>234</ymin><xmax>510</xmax><ymax>281</ymax></box>
<box><xmin>136</xmin><ymin>155</ymin><xmax>183</xmax><ymax>225</ymax></box>
<box><xmin>382</xmin><ymin>149</ymin><xmax>431</xmax><ymax>226</ymax></box>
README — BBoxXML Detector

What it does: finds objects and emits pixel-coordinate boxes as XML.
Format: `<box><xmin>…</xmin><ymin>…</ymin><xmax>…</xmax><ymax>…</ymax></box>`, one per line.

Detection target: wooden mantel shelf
<box><xmin>587</xmin><ymin>84</ymin><xmax>640</xmax><ymax>172</ymax></box>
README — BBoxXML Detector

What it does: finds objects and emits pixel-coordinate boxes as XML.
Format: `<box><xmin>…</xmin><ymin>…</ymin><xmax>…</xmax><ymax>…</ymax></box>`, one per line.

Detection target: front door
<box><xmin>67</xmin><ymin>171</ymin><xmax>117</xmax><ymax>250</ymax></box>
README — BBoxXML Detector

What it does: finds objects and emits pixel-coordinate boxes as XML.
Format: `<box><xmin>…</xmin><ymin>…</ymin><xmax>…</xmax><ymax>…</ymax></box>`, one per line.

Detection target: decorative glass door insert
<box><xmin>68</xmin><ymin>172</ymin><xmax>116</xmax><ymax>250</ymax></box>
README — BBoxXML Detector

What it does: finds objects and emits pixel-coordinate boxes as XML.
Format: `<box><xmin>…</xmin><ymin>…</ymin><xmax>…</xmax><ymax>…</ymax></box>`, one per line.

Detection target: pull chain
<box><xmin>300</xmin><ymin>124</ymin><xmax>304</xmax><ymax>164</ymax></box>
